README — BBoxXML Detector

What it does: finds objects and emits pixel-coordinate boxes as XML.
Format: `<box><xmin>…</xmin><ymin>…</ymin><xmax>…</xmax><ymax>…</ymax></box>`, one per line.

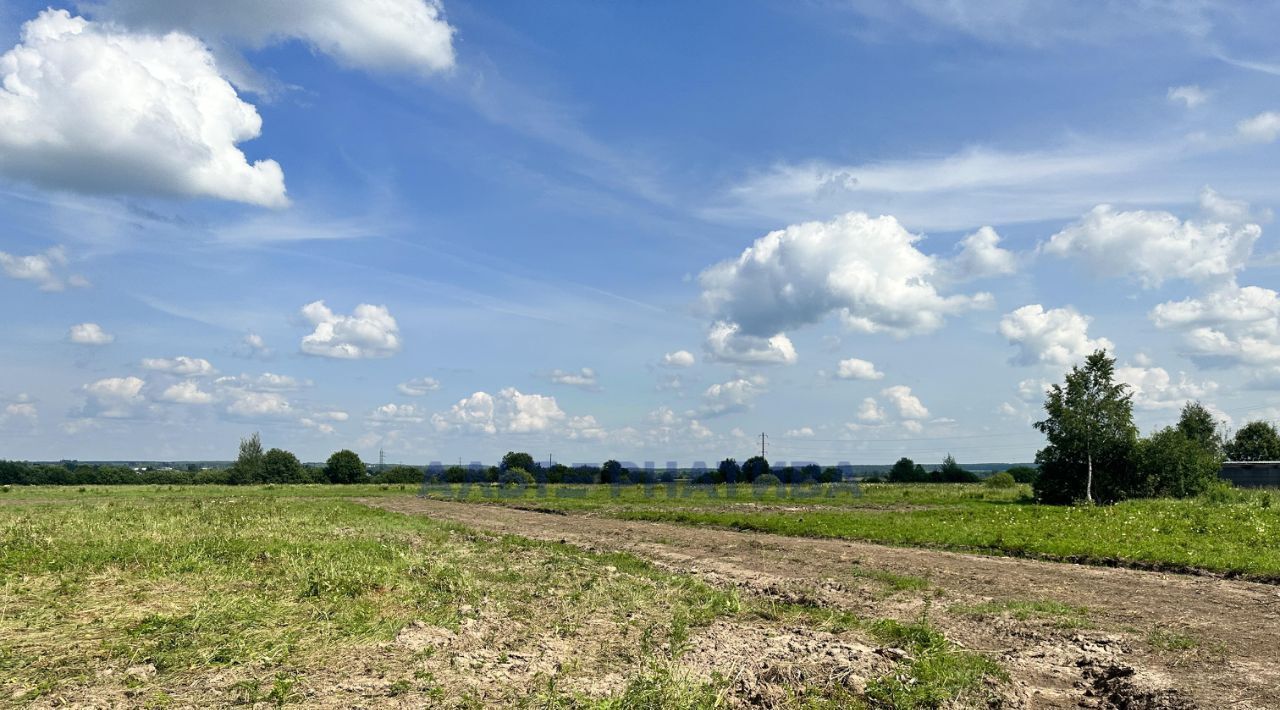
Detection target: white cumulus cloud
<box><xmin>142</xmin><ymin>356</ymin><xmax>216</xmax><ymax>376</ymax></box>
<box><xmin>548</xmin><ymin>367</ymin><xmax>599</xmax><ymax>390</ymax></box>
<box><xmin>835</xmin><ymin>357</ymin><xmax>884</xmax><ymax>380</ymax></box>
<box><xmin>660</xmin><ymin>350</ymin><xmax>696</xmax><ymax>368</ymax></box>
<box><xmin>999</xmin><ymin>305</ymin><xmax>1114</xmax><ymax>367</ymax></box>
<box><xmin>699</xmin><ymin>375</ymin><xmax>767</xmax><ymax>416</ymax></box>
<box><xmin>881</xmin><ymin>385</ymin><xmax>930</xmax><ymax>420</ymax></box>
<box><xmin>225</xmin><ymin>390</ymin><xmax>293</xmax><ymax>418</ymax></box>
<box><xmin>159</xmin><ymin>380</ymin><xmax>214</xmax><ymax>404</ymax></box>
<box><xmin>0</xmin><ymin>10</ymin><xmax>287</xmax><ymax>206</ymax></box>
<box><xmin>856</xmin><ymin>397</ymin><xmax>886</xmax><ymax>423</ymax></box>
<box><xmin>214</xmin><ymin>372</ymin><xmax>307</xmax><ymax>391</ymax></box>
<box><xmin>946</xmin><ymin>226</ymin><xmax>1018</xmax><ymax>281</ymax></box>
<box><xmin>1151</xmin><ymin>285</ymin><xmax>1280</xmax><ymax>367</ymax></box>
<box><xmin>0</xmin><ymin>245</ymin><xmax>88</xmax><ymax>291</ymax></box>
<box><xmin>81</xmin><ymin>376</ymin><xmax>145</xmax><ymax>418</ymax></box>
<box><xmin>431</xmin><ymin>388</ymin><xmax>566</xmax><ymax>435</ymax></box>
<box><xmin>1115</xmin><ymin>364</ymin><xmax>1216</xmax><ymax>411</ymax></box>
<box><xmin>705</xmin><ymin>321</ymin><xmax>798</xmax><ymax>365</ymax></box>
<box><xmin>299</xmin><ymin>300</ymin><xmax>401</xmax><ymax>359</ymax></box>
<box><xmin>1238</xmin><ymin>111</ymin><xmax>1280</xmax><ymax>143</ymax></box>
<box><xmin>68</xmin><ymin>322</ymin><xmax>114</xmax><ymax>345</ymax></box>
<box><xmin>1044</xmin><ymin>200</ymin><xmax>1260</xmax><ymax>288</ymax></box>
<box><xmin>397</xmin><ymin>377</ymin><xmax>441</xmax><ymax>396</ymax></box>
<box><xmin>698</xmin><ymin>213</ymin><xmax>991</xmax><ymax>360</ymax></box>
<box><xmin>92</xmin><ymin>0</ymin><xmax>457</xmax><ymax>76</ymax></box>
<box><xmin>369</xmin><ymin>403</ymin><xmax>426</xmax><ymax>423</ymax></box>
<box><xmin>566</xmin><ymin>415</ymin><xmax>608</xmax><ymax>441</ymax></box>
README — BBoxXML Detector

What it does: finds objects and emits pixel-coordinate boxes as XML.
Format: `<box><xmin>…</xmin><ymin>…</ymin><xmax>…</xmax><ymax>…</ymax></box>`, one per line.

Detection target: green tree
<box><xmin>377</xmin><ymin>465</ymin><xmax>423</xmax><ymax>484</ymax></box>
<box><xmin>1177</xmin><ymin>401</ymin><xmax>1222</xmax><ymax>455</ymax></box>
<box><xmin>1135</xmin><ymin>427</ymin><xmax>1222</xmax><ymax>498</ymax></box>
<box><xmin>444</xmin><ymin>465</ymin><xmax>467</xmax><ymax>483</ymax></box>
<box><xmin>547</xmin><ymin>463</ymin><xmax>569</xmax><ymax>484</ymax></box>
<box><xmin>887</xmin><ymin>457</ymin><xmax>918</xmax><ymax>482</ymax></box>
<box><xmin>500</xmin><ymin>451</ymin><xmax>537</xmax><ymax>472</ymax></box>
<box><xmin>935</xmin><ymin>454</ymin><xmax>976</xmax><ymax>482</ymax></box>
<box><xmin>600</xmin><ymin>459</ymin><xmax>627</xmax><ymax>484</ymax></box>
<box><xmin>717</xmin><ymin>458</ymin><xmax>741</xmax><ymax>483</ymax></box>
<box><xmin>229</xmin><ymin>433</ymin><xmax>265</xmax><ymax>484</ymax></box>
<box><xmin>324</xmin><ymin>450</ymin><xmax>366</xmax><ymax>484</ymax></box>
<box><xmin>262</xmin><ymin>448</ymin><xmax>305</xmax><ymax>483</ymax></box>
<box><xmin>741</xmin><ymin>456</ymin><xmax>770</xmax><ymax>482</ymax></box>
<box><xmin>1033</xmin><ymin>350</ymin><xmax>1137</xmax><ymax>504</ymax></box>
<box><xmin>1224</xmin><ymin>421</ymin><xmax>1280</xmax><ymax>462</ymax></box>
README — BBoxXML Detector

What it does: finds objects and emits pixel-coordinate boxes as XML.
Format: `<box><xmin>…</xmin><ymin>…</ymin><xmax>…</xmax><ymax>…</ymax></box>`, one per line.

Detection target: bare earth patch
<box><xmin>367</xmin><ymin>497</ymin><xmax>1280</xmax><ymax>709</ymax></box>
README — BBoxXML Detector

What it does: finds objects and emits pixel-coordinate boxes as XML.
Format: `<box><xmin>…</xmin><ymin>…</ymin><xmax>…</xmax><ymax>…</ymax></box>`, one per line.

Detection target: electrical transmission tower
<box><xmin>378</xmin><ymin>448</ymin><xmax>385</xmax><ymax>473</ymax></box>
<box><xmin>759</xmin><ymin>432</ymin><xmax>768</xmax><ymax>459</ymax></box>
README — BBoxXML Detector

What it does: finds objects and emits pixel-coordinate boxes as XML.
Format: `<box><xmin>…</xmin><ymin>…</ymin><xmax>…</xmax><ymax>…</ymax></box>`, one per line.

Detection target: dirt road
<box><xmin>367</xmin><ymin>497</ymin><xmax>1280</xmax><ymax>709</ymax></box>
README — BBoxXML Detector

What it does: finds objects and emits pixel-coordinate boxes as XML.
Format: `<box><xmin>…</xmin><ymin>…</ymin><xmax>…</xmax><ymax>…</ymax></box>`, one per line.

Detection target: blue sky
<box><xmin>2</xmin><ymin>0</ymin><xmax>1280</xmax><ymax>465</ymax></box>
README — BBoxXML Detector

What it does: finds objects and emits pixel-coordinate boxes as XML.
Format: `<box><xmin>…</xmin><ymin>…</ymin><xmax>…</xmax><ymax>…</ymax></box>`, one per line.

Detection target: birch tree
<box><xmin>1033</xmin><ymin>351</ymin><xmax>1137</xmax><ymax>504</ymax></box>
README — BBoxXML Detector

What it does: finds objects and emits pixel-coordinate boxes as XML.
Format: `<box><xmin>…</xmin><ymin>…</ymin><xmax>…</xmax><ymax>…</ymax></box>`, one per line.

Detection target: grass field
<box><xmin>417</xmin><ymin>480</ymin><xmax>1029</xmax><ymax>511</ymax></box>
<box><xmin>416</xmin><ymin>481</ymin><xmax>1280</xmax><ymax>579</ymax></box>
<box><xmin>0</xmin><ymin>488</ymin><xmax>1004</xmax><ymax>707</ymax></box>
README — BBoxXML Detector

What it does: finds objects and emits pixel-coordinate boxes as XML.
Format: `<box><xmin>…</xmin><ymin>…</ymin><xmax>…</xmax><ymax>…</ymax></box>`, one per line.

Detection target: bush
<box><xmin>985</xmin><ymin>472</ymin><xmax>1016</xmax><ymax>489</ymax></box>
<box><xmin>1005</xmin><ymin>466</ymin><xmax>1039</xmax><ymax>484</ymax></box>
<box><xmin>693</xmin><ymin>470</ymin><xmax>722</xmax><ymax>485</ymax></box>
<box><xmin>374</xmin><ymin>465</ymin><xmax>422</xmax><ymax>484</ymax></box>
<box><xmin>1135</xmin><ymin>427</ymin><xmax>1222</xmax><ymax>498</ymax></box>
<box><xmin>499</xmin><ymin>468</ymin><xmax>535</xmax><ymax>488</ymax></box>
<box><xmin>753</xmin><ymin>473</ymin><xmax>782</xmax><ymax>488</ymax></box>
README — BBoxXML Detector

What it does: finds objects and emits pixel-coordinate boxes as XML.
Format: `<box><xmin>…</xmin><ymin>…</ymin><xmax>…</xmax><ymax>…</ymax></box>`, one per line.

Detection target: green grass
<box><xmin>615</xmin><ymin>492</ymin><xmax>1280</xmax><ymax>579</ymax></box>
<box><xmin>1147</xmin><ymin>629</ymin><xmax>1200</xmax><ymax>651</ymax></box>
<box><xmin>849</xmin><ymin>566</ymin><xmax>932</xmax><ymax>594</ymax></box>
<box><xmin>866</xmin><ymin>618</ymin><xmax>1006</xmax><ymax>709</ymax></box>
<box><xmin>0</xmin><ymin>488</ymin><xmax>1006</xmax><ymax>706</ymax></box>
<box><xmin>415</xmin><ymin>480</ymin><xmax>1032</xmax><ymax>512</ymax></box>
<box><xmin>0</xmin><ymin>482</ymin><xmax>419</xmax><ymax>501</ymax></box>
<box><xmin>0</xmin><ymin>495</ymin><xmax>739</xmax><ymax>703</ymax></box>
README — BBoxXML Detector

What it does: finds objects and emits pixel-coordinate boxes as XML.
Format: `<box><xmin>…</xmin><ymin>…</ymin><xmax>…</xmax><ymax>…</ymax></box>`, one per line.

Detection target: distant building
<box><xmin>1220</xmin><ymin>461</ymin><xmax>1280</xmax><ymax>488</ymax></box>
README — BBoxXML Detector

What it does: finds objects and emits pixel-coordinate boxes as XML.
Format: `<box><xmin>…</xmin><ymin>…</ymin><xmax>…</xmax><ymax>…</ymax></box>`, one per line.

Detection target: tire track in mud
<box><xmin>365</xmin><ymin>497</ymin><xmax>1280</xmax><ymax>709</ymax></box>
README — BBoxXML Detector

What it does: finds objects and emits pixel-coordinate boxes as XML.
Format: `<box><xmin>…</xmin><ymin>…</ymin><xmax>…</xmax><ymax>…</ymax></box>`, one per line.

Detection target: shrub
<box><xmin>1134</xmin><ymin>427</ymin><xmax>1222</xmax><ymax>499</ymax></box>
<box><xmin>985</xmin><ymin>472</ymin><xmax>1016</xmax><ymax>489</ymax></box>
<box><xmin>1005</xmin><ymin>466</ymin><xmax>1039</xmax><ymax>484</ymax></box>
<box><xmin>499</xmin><ymin>468</ymin><xmax>535</xmax><ymax>488</ymax></box>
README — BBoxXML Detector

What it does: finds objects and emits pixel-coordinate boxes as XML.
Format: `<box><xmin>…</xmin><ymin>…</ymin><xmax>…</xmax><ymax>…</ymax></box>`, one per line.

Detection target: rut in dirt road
<box><xmin>366</xmin><ymin>497</ymin><xmax>1280</xmax><ymax>710</ymax></box>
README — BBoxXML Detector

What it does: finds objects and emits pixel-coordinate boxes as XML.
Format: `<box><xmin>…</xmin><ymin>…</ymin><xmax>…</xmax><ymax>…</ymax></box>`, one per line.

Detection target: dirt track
<box><xmin>367</xmin><ymin>497</ymin><xmax>1280</xmax><ymax>709</ymax></box>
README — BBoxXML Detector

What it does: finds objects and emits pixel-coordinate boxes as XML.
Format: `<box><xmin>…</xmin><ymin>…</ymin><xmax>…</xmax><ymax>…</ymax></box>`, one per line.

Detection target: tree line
<box><xmin>1032</xmin><ymin>350</ymin><xmax>1280</xmax><ymax>504</ymax></box>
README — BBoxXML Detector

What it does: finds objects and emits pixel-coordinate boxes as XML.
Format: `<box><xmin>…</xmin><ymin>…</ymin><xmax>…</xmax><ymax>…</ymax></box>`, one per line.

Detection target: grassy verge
<box><xmin>615</xmin><ymin>493</ymin><xmax>1280</xmax><ymax>579</ymax></box>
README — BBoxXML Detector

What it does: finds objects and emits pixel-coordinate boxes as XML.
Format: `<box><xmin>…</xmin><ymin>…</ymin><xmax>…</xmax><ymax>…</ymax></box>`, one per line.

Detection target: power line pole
<box><xmin>378</xmin><ymin>448</ymin><xmax>385</xmax><ymax>473</ymax></box>
<box><xmin>759</xmin><ymin>432</ymin><xmax>768</xmax><ymax>459</ymax></box>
